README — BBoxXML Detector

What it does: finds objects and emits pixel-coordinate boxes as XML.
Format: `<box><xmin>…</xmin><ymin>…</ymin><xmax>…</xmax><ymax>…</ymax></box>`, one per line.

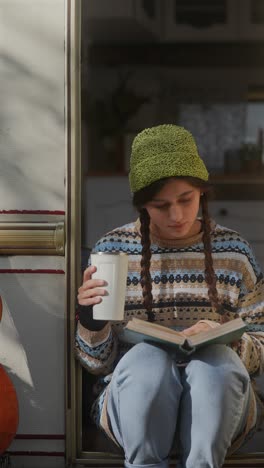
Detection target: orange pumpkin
<box><xmin>0</xmin><ymin>365</ymin><xmax>19</xmax><ymax>454</ymax></box>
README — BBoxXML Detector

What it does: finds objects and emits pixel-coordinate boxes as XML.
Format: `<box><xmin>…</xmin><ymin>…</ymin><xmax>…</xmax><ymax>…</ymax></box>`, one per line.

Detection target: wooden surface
<box><xmin>81</xmin><ymin>425</ymin><xmax>264</xmax><ymax>466</ymax></box>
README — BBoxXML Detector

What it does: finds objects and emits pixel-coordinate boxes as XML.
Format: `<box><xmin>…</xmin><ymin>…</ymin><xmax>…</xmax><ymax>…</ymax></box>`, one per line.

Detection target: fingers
<box><xmin>78</xmin><ymin>288</ymin><xmax>106</xmax><ymax>306</ymax></box>
<box><xmin>83</xmin><ymin>265</ymin><xmax>96</xmax><ymax>283</ymax></box>
<box><xmin>181</xmin><ymin>326</ymin><xmax>196</xmax><ymax>337</ymax></box>
<box><xmin>78</xmin><ymin>265</ymin><xmax>107</xmax><ymax>306</ymax></box>
<box><xmin>81</xmin><ymin>266</ymin><xmax>106</xmax><ymax>290</ymax></box>
<box><xmin>80</xmin><ymin>278</ymin><xmax>106</xmax><ymax>292</ymax></box>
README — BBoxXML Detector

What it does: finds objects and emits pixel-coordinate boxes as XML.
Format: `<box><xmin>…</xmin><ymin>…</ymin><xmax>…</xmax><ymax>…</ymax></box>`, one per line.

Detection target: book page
<box><xmin>127</xmin><ymin>318</ymin><xmax>185</xmax><ymax>345</ymax></box>
<box><xmin>189</xmin><ymin>318</ymin><xmax>246</xmax><ymax>347</ymax></box>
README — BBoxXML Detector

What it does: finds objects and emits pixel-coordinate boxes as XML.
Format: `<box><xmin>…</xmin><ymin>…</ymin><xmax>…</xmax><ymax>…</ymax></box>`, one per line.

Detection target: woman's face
<box><xmin>144</xmin><ymin>178</ymin><xmax>202</xmax><ymax>240</ymax></box>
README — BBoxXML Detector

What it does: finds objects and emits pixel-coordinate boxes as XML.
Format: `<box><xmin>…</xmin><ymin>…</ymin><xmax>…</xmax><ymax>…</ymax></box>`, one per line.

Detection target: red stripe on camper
<box><xmin>6</xmin><ymin>451</ymin><xmax>65</xmax><ymax>457</ymax></box>
<box><xmin>0</xmin><ymin>210</ymin><xmax>65</xmax><ymax>215</ymax></box>
<box><xmin>15</xmin><ymin>434</ymin><xmax>65</xmax><ymax>440</ymax></box>
<box><xmin>0</xmin><ymin>269</ymin><xmax>65</xmax><ymax>274</ymax></box>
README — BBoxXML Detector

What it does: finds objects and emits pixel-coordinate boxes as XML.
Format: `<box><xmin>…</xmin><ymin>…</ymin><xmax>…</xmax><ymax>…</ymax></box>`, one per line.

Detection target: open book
<box><xmin>122</xmin><ymin>317</ymin><xmax>247</xmax><ymax>355</ymax></box>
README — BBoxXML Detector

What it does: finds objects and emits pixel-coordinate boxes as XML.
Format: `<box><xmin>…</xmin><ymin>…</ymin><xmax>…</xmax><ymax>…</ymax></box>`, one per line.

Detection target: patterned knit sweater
<box><xmin>75</xmin><ymin>219</ymin><xmax>264</xmax><ymax>447</ymax></box>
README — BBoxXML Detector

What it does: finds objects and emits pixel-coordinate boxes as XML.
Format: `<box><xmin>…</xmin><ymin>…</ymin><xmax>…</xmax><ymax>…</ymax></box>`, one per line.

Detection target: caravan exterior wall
<box><xmin>0</xmin><ymin>1</ymin><xmax>69</xmax><ymax>466</ymax></box>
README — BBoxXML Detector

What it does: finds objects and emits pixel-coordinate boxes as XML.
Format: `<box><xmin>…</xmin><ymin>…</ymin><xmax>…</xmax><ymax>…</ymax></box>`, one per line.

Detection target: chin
<box><xmin>166</xmin><ymin>230</ymin><xmax>187</xmax><ymax>240</ymax></box>
<box><xmin>169</xmin><ymin>226</ymin><xmax>191</xmax><ymax>239</ymax></box>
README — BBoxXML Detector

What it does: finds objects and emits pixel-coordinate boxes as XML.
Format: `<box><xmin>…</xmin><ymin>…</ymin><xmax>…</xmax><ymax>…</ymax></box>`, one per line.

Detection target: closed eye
<box><xmin>154</xmin><ymin>204</ymin><xmax>169</xmax><ymax>210</ymax></box>
<box><xmin>179</xmin><ymin>198</ymin><xmax>192</xmax><ymax>204</ymax></box>
<box><xmin>151</xmin><ymin>199</ymin><xmax>192</xmax><ymax>209</ymax></box>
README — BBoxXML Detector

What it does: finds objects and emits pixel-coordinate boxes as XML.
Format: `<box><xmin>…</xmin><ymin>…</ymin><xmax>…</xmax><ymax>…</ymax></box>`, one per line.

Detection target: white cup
<box><xmin>91</xmin><ymin>252</ymin><xmax>129</xmax><ymax>321</ymax></box>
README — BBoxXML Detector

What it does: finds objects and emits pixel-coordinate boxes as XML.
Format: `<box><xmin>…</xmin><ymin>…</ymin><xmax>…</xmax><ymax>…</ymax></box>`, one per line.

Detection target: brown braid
<box><xmin>139</xmin><ymin>209</ymin><xmax>155</xmax><ymax>322</ymax></box>
<box><xmin>201</xmin><ymin>193</ymin><xmax>227</xmax><ymax>323</ymax></box>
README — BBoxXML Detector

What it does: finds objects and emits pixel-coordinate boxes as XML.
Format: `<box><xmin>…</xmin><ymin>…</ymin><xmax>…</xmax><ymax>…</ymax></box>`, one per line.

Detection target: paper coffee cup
<box><xmin>91</xmin><ymin>252</ymin><xmax>128</xmax><ymax>321</ymax></box>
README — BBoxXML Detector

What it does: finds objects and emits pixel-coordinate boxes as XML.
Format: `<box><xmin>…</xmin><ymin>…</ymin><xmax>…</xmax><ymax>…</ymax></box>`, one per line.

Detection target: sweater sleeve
<box><xmin>75</xmin><ymin>321</ymin><xmax>118</xmax><ymax>375</ymax></box>
<box><xmin>75</xmin><ymin>239</ymin><xmax>121</xmax><ymax>375</ymax></box>
<box><xmin>235</xmin><ymin>253</ymin><xmax>264</xmax><ymax>376</ymax></box>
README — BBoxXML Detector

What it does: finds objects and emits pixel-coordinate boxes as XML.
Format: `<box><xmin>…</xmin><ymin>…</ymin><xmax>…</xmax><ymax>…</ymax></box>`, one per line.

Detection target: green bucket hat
<box><xmin>129</xmin><ymin>124</ymin><xmax>209</xmax><ymax>193</ymax></box>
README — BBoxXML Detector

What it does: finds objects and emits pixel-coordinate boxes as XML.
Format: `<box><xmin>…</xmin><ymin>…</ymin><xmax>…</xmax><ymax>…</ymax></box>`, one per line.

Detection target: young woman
<box><xmin>76</xmin><ymin>125</ymin><xmax>264</xmax><ymax>468</ymax></box>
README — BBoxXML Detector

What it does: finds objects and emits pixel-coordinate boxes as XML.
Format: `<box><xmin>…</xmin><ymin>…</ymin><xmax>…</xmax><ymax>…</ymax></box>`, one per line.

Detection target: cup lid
<box><xmin>91</xmin><ymin>251</ymin><xmax>127</xmax><ymax>256</ymax></box>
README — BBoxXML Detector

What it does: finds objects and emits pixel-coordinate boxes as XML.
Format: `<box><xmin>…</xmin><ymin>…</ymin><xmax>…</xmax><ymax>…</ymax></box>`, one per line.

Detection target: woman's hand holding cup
<box><xmin>77</xmin><ymin>265</ymin><xmax>106</xmax><ymax>307</ymax></box>
<box><xmin>90</xmin><ymin>252</ymin><xmax>128</xmax><ymax>321</ymax></box>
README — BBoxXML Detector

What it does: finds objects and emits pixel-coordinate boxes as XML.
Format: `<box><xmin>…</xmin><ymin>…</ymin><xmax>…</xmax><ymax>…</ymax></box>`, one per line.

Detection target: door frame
<box><xmin>65</xmin><ymin>0</ymin><xmax>82</xmax><ymax>465</ymax></box>
<box><xmin>64</xmin><ymin>1</ymin><xmax>264</xmax><ymax>466</ymax></box>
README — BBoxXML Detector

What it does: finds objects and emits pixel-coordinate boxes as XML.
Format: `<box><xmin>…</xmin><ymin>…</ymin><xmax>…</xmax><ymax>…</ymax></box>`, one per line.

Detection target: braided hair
<box><xmin>133</xmin><ymin>176</ymin><xmax>227</xmax><ymax>323</ymax></box>
<box><xmin>139</xmin><ymin>209</ymin><xmax>155</xmax><ymax>322</ymax></box>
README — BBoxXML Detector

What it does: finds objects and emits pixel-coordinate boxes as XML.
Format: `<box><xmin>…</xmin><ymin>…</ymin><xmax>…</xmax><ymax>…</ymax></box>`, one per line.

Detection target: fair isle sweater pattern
<box><xmin>75</xmin><ymin>220</ymin><xmax>264</xmax><ymax>441</ymax></box>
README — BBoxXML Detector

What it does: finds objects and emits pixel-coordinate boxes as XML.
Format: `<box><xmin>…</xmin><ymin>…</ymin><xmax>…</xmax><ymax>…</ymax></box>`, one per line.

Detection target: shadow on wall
<box><xmin>0</xmin><ymin>1</ymin><xmax>65</xmax><ymax>210</ymax></box>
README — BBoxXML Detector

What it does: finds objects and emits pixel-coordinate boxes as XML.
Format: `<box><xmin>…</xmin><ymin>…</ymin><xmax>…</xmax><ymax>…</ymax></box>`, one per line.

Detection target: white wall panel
<box><xmin>0</xmin><ymin>264</ymin><xmax>65</xmax><ymax>435</ymax></box>
<box><xmin>0</xmin><ymin>0</ymin><xmax>65</xmax><ymax>210</ymax></box>
<box><xmin>0</xmin><ymin>1</ymin><xmax>67</xmax><ymax>463</ymax></box>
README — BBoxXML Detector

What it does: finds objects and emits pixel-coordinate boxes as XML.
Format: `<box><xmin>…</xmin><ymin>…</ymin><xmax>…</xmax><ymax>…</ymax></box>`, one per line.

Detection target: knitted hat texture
<box><xmin>129</xmin><ymin>124</ymin><xmax>209</xmax><ymax>193</ymax></box>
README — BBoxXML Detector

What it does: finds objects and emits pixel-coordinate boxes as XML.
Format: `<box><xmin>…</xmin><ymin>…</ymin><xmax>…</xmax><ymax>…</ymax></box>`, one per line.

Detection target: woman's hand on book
<box><xmin>78</xmin><ymin>266</ymin><xmax>107</xmax><ymax>306</ymax></box>
<box><xmin>182</xmin><ymin>321</ymin><xmax>213</xmax><ymax>337</ymax></box>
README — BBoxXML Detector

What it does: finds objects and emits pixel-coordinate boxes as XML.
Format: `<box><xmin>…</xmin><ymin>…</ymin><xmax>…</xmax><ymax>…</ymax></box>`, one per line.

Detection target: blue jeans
<box><xmin>106</xmin><ymin>342</ymin><xmax>251</xmax><ymax>468</ymax></box>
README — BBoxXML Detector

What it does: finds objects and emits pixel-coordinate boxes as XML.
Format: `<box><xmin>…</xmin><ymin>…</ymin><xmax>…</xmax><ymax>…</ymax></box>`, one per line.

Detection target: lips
<box><xmin>168</xmin><ymin>223</ymin><xmax>186</xmax><ymax>229</ymax></box>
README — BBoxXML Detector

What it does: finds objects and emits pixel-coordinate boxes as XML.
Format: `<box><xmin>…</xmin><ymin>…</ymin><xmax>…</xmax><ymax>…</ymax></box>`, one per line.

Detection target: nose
<box><xmin>168</xmin><ymin>204</ymin><xmax>183</xmax><ymax>222</ymax></box>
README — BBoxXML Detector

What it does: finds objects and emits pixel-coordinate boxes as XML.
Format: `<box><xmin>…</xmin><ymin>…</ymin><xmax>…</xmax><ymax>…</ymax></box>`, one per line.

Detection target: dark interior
<box><xmin>79</xmin><ymin>0</ymin><xmax>264</xmax><ymax>462</ymax></box>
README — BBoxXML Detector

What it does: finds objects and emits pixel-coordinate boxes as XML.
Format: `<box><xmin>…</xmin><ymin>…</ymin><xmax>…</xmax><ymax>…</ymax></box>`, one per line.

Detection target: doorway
<box><xmin>69</xmin><ymin>1</ymin><xmax>264</xmax><ymax>466</ymax></box>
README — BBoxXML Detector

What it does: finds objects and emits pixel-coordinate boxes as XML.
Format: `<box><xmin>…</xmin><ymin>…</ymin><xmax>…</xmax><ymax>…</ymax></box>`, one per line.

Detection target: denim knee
<box><xmin>190</xmin><ymin>344</ymin><xmax>250</xmax><ymax>390</ymax></box>
<box><xmin>179</xmin><ymin>344</ymin><xmax>251</xmax><ymax>468</ymax></box>
<box><xmin>113</xmin><ymin>342</ymin><xmax>180</xmax><ymax>391</ymax></box>
<box><xmin>107</xmin><ymin>343</ymin><xmax>183</xmax><ymax>466</ymax></box>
